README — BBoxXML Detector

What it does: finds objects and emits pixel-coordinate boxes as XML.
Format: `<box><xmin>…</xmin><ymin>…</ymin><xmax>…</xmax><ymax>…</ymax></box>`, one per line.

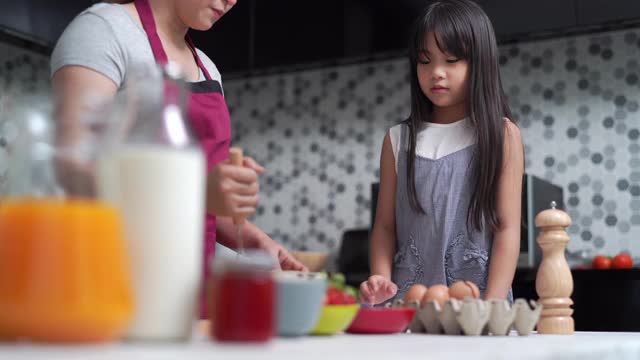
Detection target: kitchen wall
<box><xmin>224</xmin><ymin>27</ymin><xmax>640</xmax><ymax>258</ymax></box>
<box><xmin>0</xmin><ymin>27</ymin><xmax>638</xmax><ymax>260</ymax></box>
<box><xmin>0</xmin><ymin>42</ymin><xmax>51</xmax><ymax>194</ymax></box>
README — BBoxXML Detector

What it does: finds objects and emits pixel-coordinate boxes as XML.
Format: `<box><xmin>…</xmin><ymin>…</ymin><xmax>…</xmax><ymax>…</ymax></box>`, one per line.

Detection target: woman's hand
<box><xmin>255</xmin><ymin>234</ymin><xmax>308</xmax><ymax>272</ymax></box>
<box><xmin>206</xmin><ymin>160</ymin><xmax>259</xmax><ymax>218</ymax></box>
<box><xmin>242</xmin><ymin>156</ymin><xmax>264</xmax><ymax>174</ymax></box>
<box><xmin>211</xmin><ymin>156</ymin><xmax>306</xmax><ymax>272</ymax></box>
<box><xmin>359</xmin><ymin>275</ymin><xmax>398</xmax><ymax>305</ymax></box>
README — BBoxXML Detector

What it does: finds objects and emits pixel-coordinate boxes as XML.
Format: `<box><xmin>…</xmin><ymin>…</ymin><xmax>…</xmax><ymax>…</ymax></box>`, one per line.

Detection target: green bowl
<box><xmin>310</xmin><ymin>304</ymin><xmax>360</xmax><ymax>335</ymax></box>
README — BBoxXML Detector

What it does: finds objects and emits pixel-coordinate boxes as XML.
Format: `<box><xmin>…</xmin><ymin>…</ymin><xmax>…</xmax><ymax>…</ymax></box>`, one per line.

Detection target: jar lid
<box><xmin>274</xmin><ymin>271</ymin><xmax>327</xmax><ymax>283</ymax></box>
<box><xmin>211</xmin><ymin>249</ymin><xmax>278</xmax><ymax>274</ymax></box>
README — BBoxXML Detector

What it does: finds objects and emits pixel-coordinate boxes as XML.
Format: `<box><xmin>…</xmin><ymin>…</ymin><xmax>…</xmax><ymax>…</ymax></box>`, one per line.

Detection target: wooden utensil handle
<box><xmin>229</xmin><ymin>147</ymin><xmax>245</xmax><ymax>225</ymax></box>
<box><xmin>229</xmin><ymin>147</ymin><xmax>243</xmax><ymax>166</ymax></box>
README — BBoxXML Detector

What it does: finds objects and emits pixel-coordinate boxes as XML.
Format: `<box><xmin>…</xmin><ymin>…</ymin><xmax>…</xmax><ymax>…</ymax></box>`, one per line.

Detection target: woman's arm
<box><xmin>52</xmin><ymin>66</ymin><xmax>118</xmax><ymax>146</ymax></box>
<box><xmin>216</xmin><ymin>216</ymin><xmax>307</xmax><ymax>271</ymax></box>
<box><xmin>485</xmin><ymin>120</ymin><xmax>524</xmax><ymax>300</ymax></box>
<box><xmin>54</xmin><ymin>65</ymin><xmax>260</xmax><ymax>217</ymax></box>
<box><xmin>52</xmin><ymin>66</ymin><xmax>119</xmax><ymax>195</ymax></box>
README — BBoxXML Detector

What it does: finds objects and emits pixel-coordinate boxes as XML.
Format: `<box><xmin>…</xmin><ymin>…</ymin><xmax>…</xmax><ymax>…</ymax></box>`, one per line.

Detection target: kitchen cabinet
<box><xmin>252</xmin><ymin>0</ymin><xmax>345</xmax><ymax>69</ymax></box>
<box><xmin>0</xmin><ymin>2</ymin><xmax>32</xmax><ymax>40</ymax></box>
<box><xmin>5</xmin><ymin>0</ymin><xmax>638</xmax><ymax>73</ymax></box>
<box><xmin>191</xmin><ymin>0</ymin><xmax>424</xmax><ymax>75</ymax></box>
<box><xmin>477</xmin><ymin>0</ymin><xmax>577</xmax><ymax>40</ymax></box>
<box><xmin>192</xmin><ymin>0</ymin><xmax>348</xmax><ymax>74</ymax></box>
<box><xmin>189</xmin><ymin>0</ymin><xmax>252</xmax><ymax>75</ymax></box>
<box><xmin>576</xmin><ymin>0</ymin><xmax>640</xmax><ymax>26</ymax></box>
<box><xmin>29</xmin><ymin>0</ymin><xmax>90</xmax><ymax>46</ymax></box>
<box><xmin>0</xmin><ymin>0</ymin><xmax>91</xmax><ymax>47</ymax></box>
<box><xmin>193</xmin><ymin>0</ymin><xmax>618</xmax><ymax>76</ymax></box>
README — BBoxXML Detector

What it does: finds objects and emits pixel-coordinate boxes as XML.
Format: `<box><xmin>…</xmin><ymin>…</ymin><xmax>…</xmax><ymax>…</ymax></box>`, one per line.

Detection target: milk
<box><xmin>98</xmin><ymin>145</ymin><xmax>205</xmax><ymax>340</ymax></box>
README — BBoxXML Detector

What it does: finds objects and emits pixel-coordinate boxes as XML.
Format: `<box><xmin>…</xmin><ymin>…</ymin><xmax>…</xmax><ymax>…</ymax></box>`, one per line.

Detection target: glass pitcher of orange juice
<box><xmin>0</xmin><ymin>95</ymin><xmax>134</xmax><ymax>342</ymax></box>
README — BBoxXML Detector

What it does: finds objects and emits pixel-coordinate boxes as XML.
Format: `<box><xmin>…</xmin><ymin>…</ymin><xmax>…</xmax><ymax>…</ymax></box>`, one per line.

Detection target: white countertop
<box><xmin>2</xmin><ymin>331</ymin><xmax>640</xmax><ymax>360</ymax></box>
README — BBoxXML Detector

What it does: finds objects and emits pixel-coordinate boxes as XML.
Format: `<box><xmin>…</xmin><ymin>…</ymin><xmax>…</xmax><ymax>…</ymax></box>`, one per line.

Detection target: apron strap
<box><xmin>186</xmin><ymin>35</ymin><xmax>213</xmax><ymax>81</ymax></box>
<box><xmin>134</xmin><ymin>0</ymin><xmax>169</xmax><ymax>65</ymax></box>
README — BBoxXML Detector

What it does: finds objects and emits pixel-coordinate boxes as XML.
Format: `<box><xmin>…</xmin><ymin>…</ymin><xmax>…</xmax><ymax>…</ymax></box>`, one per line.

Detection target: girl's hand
<box><xmin>206</xmin><ymin>160</ymin><xmax>259</xmax><ymax>218</ymax></box>
<box><xmin>359</xmin><ymin>275</ymin><xmax>398</xmax><ymax>305</ymax></box>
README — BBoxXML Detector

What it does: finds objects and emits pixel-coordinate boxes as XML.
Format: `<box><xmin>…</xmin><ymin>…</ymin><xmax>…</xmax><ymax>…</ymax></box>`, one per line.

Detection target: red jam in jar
<box><xmin>209</xmin><ymin>251</ymin><xmax>275</xmax><ymax>342</ymax></box>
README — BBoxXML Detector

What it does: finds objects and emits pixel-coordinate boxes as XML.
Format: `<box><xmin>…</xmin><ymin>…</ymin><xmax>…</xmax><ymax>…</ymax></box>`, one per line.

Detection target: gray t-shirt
<box><xmin>51</xmin><ymin>3</ymin><xmax>223</xmax><ymax>88</ymax></box>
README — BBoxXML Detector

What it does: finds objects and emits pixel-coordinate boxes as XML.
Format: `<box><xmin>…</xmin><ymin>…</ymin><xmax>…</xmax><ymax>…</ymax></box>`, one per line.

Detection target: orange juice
<box><xmin>0</xmin><ymin>198</ymin><xmax>133</xmax><ymax>342</ymax></box>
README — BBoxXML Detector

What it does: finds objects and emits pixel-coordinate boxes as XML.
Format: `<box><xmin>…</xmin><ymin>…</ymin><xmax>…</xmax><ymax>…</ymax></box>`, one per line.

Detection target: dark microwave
<box><xmin>519</xmin><ymin>174</ymin><xmax>565</xmax><ymax>268</ymax></box>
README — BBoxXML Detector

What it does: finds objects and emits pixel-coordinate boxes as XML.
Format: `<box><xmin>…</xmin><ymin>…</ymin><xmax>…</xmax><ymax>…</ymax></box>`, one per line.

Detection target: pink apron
<box><xmin>135</xmin><ymin>0</ymin><xmax>230</xmax><ymax>318</ymax></box>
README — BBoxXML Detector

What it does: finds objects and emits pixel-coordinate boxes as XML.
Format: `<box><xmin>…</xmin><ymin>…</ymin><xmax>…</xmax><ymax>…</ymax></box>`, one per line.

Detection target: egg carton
<box><xmin>392</xmin><ymin>298</ymin><xmax>542</xmax><ymax>336</ymax></box>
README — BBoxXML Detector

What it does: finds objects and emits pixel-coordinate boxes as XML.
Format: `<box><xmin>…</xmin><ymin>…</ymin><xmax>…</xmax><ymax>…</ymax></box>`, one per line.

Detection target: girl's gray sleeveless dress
<box><xmin>392</xmin><ymin>124</ymin><xmax>513</xmax><ymax>302</ymax></box>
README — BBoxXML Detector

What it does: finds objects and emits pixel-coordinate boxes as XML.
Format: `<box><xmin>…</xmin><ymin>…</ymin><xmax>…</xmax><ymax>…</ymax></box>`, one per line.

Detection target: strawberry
<box><xmin>342</xmin><ymin>294</ymin><xmax>356</xmax><ymax>304</ymax></box>
<box><xmin>324</xmin><ymin>282</ymin><xmax>359</xmax><ymax>305</ymax></box>
<box><xmin>326</xmin><ymin>287</ymin><xmax>344</xmax><ymax>305</ymax></box>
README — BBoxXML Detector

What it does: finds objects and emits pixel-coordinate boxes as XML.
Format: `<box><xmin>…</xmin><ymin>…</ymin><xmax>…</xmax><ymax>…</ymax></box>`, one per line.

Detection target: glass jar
<box><xmin>209</xmin><ymin>250</ymin><xmax>276</xmax><ymax>342</ymax></box>
<box><xmin>0</xmin><ymin>95</ymin><xmax>134</xmax><ymax>342</ymax></box>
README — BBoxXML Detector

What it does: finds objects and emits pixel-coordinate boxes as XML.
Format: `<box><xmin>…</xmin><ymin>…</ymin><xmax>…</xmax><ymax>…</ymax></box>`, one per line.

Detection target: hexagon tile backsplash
<box><xmin>1</xmin><ymin>27</ymin><xmax>639</xmax><ymax>259</ymax></box>
<box><xmin>0</xmin><ymin>42</ymin><xmax>51</xmax><ymax>195</ymax></box>
<box><xmin>224</xmin><ymin>27</ymin><xmax>640</xmax><ymax>258</ymax></box>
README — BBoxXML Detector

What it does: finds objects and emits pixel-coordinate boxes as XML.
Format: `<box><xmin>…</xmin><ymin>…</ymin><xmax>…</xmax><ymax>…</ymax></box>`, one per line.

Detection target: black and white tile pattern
<box><xmin>0</xmin><ymin>42</ymin><xmax>51</xmax><ymax>194</ymax></box>
<box><xmin>225</xmin><ymin>62</ymin><xmax>405</xmax><ymax>252</ymax></box>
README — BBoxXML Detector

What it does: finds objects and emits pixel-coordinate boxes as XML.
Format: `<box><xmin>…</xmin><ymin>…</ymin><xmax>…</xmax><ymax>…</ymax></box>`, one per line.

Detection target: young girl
<box><xmin>360</xmin><ymin>0</ymin><xmax>523</xmax><ymax>304</ymax></box>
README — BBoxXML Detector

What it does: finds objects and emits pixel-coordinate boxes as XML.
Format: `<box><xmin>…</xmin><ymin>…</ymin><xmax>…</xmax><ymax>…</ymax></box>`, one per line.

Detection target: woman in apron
<box><xmin>51</xmin><ymin>0</ymin><xmax>307</xmax><ymax>317</ymax></box>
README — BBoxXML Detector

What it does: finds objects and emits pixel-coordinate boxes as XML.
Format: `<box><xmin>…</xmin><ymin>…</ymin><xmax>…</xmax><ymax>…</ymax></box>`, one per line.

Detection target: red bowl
<box><xmin>345</xmin><ymin>307</ymin><xmax>415</xmax><ymax>334</ymax></box>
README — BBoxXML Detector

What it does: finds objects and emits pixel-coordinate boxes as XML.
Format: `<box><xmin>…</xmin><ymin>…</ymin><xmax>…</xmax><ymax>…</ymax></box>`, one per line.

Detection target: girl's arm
<box><xmin>369</xmin><ymin>132</ymin><xmax>398</xmax><ymax>280</ymax></box>
<box><xmin>485</xmin><ymin>120</ymin><xmax>524</xmax><ymax>300</ymax></box>
<box><xmin>360</xmin><ymin>132</ymin><xmax>398</xmax><ymax>304</ymax></box>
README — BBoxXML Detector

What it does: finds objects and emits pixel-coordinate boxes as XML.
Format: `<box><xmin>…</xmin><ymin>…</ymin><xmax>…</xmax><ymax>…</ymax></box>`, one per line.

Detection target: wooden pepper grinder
<box><xmin>535</xmin><ymin>201</ymin><xmax>574</xmax><ymax>334</ymax></box>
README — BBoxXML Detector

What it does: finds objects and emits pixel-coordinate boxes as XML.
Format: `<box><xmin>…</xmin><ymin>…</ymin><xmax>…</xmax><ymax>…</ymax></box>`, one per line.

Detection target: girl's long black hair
<box><xmin>405</xmin><ymin>0</ymin><xmax>514</xmax><ymax>231</ymax></box>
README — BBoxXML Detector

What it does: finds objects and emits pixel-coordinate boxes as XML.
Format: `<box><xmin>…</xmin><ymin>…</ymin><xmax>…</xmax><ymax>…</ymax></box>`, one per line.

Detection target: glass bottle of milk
<box><xmin>97</xmin><ymin>63</ymin><xmax>205</xmax><ymax>341</ymax></box>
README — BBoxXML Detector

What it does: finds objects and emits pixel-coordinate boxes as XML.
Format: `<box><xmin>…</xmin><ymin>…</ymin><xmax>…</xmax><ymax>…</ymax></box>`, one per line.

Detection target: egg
<box><xmin>421</xmin><ymin>284</ymin><xmax>449</xmax><ymax>309</ymax></box>
<box><xmin>403</xmin><ymin>284</ymin><xmax>428</xmax><ymax>306</ymax></box>
<box><xmin>448</xmin><ymin>281</ymin><xmax>481</xmax><ymax>300</ymax></box>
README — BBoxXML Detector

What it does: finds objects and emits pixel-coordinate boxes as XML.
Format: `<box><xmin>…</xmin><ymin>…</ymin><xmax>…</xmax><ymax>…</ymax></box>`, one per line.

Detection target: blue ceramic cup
<box><xmin>275</xmin><ymin>271</ymin><xmax>327</xmax><ymax>337</ymax></box>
